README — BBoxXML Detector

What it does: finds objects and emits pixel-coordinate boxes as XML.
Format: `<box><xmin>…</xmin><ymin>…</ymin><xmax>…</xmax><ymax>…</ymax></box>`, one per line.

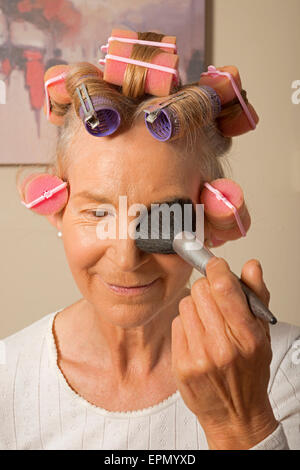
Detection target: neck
<box><xmin>61</xmin><ymin>288</ymin><xmax>189</xmax><ymax>385</ymax></box>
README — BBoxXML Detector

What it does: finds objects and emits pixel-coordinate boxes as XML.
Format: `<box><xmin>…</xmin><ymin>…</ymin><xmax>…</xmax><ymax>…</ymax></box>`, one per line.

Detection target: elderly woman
<box><xmin>1</xmin><ymin>31</ymin><xmax>300</xmax><ymax>450</ymax></box>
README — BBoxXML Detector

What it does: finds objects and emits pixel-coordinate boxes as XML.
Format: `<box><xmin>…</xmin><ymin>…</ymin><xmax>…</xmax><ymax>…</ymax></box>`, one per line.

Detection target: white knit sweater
<box><xmin>0</xmin><ymin>309</ymin><xmax>299</xmax><ymax>450</ymax></box>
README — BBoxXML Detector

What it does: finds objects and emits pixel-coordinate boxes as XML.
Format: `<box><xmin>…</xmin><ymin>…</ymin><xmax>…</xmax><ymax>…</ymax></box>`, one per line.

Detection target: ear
<box><xmin>46</xmin><ymin>213</ymin><xmax>63</xmax><ymax>232</ymax></box>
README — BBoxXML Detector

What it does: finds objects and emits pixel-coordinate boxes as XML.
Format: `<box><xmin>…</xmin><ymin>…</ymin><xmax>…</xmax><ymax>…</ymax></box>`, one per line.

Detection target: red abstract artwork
<box><xmin>0</xmin><ymin>0</ymin><xmax>205</xmax><ymax>164</ymax></box>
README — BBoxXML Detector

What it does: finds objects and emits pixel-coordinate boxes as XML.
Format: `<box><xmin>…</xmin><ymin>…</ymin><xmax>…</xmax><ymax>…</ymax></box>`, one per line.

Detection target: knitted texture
<box><xmin>0</xmin><ymin>310</ymin><xmax>299</xmax><ymax>450</ymax></box>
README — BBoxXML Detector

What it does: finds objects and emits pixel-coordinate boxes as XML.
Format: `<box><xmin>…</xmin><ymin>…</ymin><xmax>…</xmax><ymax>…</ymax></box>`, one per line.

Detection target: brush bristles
<box><xmin>135</xmin><ymin>198</ymin><xmax>197</xmax><ymax>254</ymax></box>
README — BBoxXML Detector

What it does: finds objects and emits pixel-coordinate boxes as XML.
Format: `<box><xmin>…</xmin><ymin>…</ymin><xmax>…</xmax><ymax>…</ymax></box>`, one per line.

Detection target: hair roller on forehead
<box><xmin>142</xmin><ymin>65</ymin><xmax>259</xmax><ymax>143</ymax></box>
<box><xmin>99</xmin><ymin>28</ymin><xmax>180</xmax><ymax>98</ymax></box>
<box><xmin>65</xmin><ymin>68</ymin><xmax>123</xmax><ymax>137</ymax></box>
<box><xmin>143</xmin><ymin>85</ymin><xmax>221</xmax><ymax>142</ymax></box>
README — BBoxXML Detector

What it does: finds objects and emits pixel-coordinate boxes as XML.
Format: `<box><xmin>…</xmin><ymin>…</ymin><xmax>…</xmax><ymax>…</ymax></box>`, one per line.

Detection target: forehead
<box><xmin>67</xmin><ymin>120</ymin><xmax>201</xmax><ymax>203</ymax></box>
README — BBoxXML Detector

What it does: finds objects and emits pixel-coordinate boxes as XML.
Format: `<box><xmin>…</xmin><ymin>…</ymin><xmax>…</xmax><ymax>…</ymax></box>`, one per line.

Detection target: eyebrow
<box><xmin>73</xmin><ymin>191</ymin><xmax>115</xmax><ymax>204</ymax></box>
<box><xmin>72</xmin><ymin>190</ymin><xmax>191</xmax><ymax>209</ymax></box>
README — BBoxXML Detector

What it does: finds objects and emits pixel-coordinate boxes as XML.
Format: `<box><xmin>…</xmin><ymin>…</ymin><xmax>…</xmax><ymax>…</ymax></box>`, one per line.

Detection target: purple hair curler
<box><xmin>144</xmin><ymin>86</ymin><xmax>222</xmax><ymax>142</ymax></box>
<box><xmin>77</xmin><ymin>84</ymin><xmax>121</xmax><ymax>137</ymax></box>
<box><xmin>144</xmin><ymin>93</ymin><xmax>184</xmax><ymax>142</ymax></box>
<box><xmin>197</xmin><ymin>85</ymin><xmax>222</xmax><ymax>119</ymax></box>
<box><xmin>144</xmin><ymin>107</ymin><xmax>177</xmax><ymax>141</ymax></box>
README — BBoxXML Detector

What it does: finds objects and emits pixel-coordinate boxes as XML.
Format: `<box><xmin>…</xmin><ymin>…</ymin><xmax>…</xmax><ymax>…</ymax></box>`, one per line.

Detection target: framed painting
<box><xmin>0</xmin><ymin>0</ymin><xmax>206</xmax><ymax>164</ymax></box>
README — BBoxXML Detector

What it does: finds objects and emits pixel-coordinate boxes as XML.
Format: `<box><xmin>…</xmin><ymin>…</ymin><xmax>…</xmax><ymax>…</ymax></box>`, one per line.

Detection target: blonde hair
<box><xmin>17</xmin><ymin>31</ymin><xmax>244</xmax><ymax>205</ymax></box>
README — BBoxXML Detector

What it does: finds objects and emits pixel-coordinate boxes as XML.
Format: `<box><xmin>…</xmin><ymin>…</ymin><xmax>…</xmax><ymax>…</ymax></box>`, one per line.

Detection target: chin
<box><xmin>100</xmin><ymin>302</ymin><xmax>162</xmax><ymax>328</ymax></box>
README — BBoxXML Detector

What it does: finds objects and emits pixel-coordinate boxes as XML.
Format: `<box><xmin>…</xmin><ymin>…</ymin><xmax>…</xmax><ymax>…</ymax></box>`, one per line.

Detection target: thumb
<box><xmin>240</xmin><ymin>259</ymin><xmax>271</xmax><ymax>308</ymax></box>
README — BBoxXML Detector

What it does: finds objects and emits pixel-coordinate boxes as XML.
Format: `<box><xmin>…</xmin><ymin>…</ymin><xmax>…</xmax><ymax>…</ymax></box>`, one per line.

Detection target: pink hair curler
<box><xmin>200</xmin><ymin>178</ymin><xmax>251</xmax><ymax>247</ymax></box>
<box><xmin>99</xmin><ymin>28</ymin><xmax>180</xmax><ymax>96</ymax></box>
<box><xmin>43</xmin><ymin>64</ymin><xmax>104</xmax><ymax>125</ymax></box>
<box><xmin>20</xmin><ymin>174</ymin><xmax>69</xmax><ymax>216</ymax></box>
<box><xmin>199</xmin><ymin>65</ymin><xmax>259</xmax><ymax>137</ymax></box>
<box><xmin>100</xmin><ymin>30</ymin><xmax>178</xmax><ymax>54</ymax></box>
<box><xmin>43</xmin><ymin>65</ymin><xmax>71</xmax><ymax>125</ymax></box>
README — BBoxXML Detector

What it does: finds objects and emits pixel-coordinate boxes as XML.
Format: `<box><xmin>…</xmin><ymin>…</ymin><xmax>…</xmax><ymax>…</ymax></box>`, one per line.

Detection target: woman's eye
<box><xmin>90</xmin><ymin>210</ymin><xmax>111</xmax><ymax>218</ymax></box>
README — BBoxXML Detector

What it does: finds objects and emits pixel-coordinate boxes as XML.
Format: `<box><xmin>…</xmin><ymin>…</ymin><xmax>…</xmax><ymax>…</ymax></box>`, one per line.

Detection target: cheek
<box><xmin>158</xmin><ymin>254</ymin><xmax>193</xmax><ymax>289</ymax></box>
<box><xmin>62</xmin><ymin>218</ymin><xmax>106</xmax><ymax>273</ymax></box>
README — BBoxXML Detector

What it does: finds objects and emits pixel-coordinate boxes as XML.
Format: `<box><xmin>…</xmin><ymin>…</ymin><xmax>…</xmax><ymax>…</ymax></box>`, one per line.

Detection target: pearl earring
<box><xmin>57</xmin><ymin>231</ymin><xmax>63</xmax><ymax>238</ymax></box>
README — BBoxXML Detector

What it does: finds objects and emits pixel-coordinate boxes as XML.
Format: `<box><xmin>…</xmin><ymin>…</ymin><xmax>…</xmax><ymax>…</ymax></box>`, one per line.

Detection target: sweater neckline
<box><xmin>46</xmin><ymin>309</ymin><xmax>181</xmax><ymax>419</ymax></box>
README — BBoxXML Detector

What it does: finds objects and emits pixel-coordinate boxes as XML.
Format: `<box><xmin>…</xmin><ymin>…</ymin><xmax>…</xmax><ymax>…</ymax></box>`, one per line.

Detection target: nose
<box><xmin>106</xmin><ymin>218</ymin><xmax>149</xmax><ymax>271</ymax></box>
<box><xmin>114</xmin><ymin>238</ymin><xmax>146</xmax><ymax>270</ymax></box>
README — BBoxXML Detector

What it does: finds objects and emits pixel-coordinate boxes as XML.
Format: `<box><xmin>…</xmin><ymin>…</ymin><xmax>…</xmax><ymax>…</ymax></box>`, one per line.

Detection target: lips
<box><xmin>108</xmin><ymin>281</ymin><xmax>156</xmax><ymax>288</ymax></box>
<box><xmin>97</xmin><ymin>276</ymin><xmax>159</xmax><ymax>296</ymax></box>
<box><xmin>100</xmin><ymin>276</ymin><xmax>157</xmax><ymax>288</ymax></box>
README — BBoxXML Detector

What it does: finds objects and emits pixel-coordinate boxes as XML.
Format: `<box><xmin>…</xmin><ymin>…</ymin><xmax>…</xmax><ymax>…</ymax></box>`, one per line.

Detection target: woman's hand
<box><xmin>171</xmin><ymin>257</ymin><xmax>279</xmax><ymax>450</ymax></box>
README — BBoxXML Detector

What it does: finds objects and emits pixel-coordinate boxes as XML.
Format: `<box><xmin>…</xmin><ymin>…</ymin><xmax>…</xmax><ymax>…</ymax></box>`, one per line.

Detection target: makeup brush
<box><xmin>135</xmin><ymin>198</ymin><xmax>277</xmax><ymax>325</ymax></box>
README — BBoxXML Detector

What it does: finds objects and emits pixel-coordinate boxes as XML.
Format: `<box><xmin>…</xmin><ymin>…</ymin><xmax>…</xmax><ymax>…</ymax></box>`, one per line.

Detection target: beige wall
<box><xmin>1</xmin><ymin>0</ymin><xmax>300</xmax><ymax>338</ymax></box>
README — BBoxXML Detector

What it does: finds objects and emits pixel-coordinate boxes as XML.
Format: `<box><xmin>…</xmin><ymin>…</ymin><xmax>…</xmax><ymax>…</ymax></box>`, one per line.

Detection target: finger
<box><xmin>205</xmin><ymin>257</ymin><xmax>261</xmax><ymax>342</ymax></box>
<box><xmin>171</xmin><ymin>315</ymin><xmax>189</xmax><ymax>363</ymax></box>
<box><xmin>190</xmin><ymin>277</ymin><xmax>226</xmax><ymax>337</ymax></box>
<box><xmin>190</xmin><ymin>278</ymin><xmax>237</xmax><ymax>364</ymax></box>
<box><xmin>240</xmin><ymin>259</ymin><xmax>270</xmax><ymax>307</ymax></box>
<box><xmin>240</xmin><ymin>259</ymin><xmax>271</xmax><ymax>341</ymax></box>
<box><xmin>171</xmin><ymin>314</ymin><xmax>210</xmax><ymax>386</ymax></box>
<box><xmin>177</xmin><ymin>295</ymin><xmax>205</xmax><ymax>355</ymax></box>
<box><xmin>256</xmin><ymin>317</ymin><xmax>271</xmax><ymax>343</ymax></box>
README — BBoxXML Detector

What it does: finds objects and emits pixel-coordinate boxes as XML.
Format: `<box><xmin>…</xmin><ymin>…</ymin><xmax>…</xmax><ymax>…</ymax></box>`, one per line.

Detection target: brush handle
<box><xmin>232</xmin><ymin>273</ymin><xmax>277</xmax><ymax>325</ymax></box>
<box><xmin>172</xmin><ymin>233</ymin><xmax>277</xmax><ymax>325</ymax></box>
<box><xmin>199</xmin><ymin>261</ymin><xmax>277</xmax><ymax>325</ymax></box>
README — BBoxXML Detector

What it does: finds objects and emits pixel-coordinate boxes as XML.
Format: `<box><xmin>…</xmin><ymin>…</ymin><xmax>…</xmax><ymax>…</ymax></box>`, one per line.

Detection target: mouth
<box><xmin>109</xmin><ymin>281</ymin><xmax>156</xmax><ymax>288</ymax></box>
<box><xmin>98</xmin><ymin>277</ymin><xmax>159</xmax><ymax>296</ymax></box>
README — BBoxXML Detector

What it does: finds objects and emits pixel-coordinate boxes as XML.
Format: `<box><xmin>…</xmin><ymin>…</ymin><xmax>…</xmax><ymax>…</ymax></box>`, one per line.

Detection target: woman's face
<box><xmin>58</xmin><ymin>119</ymin><xmax>203</xmax><ymax>327</ymax></box>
